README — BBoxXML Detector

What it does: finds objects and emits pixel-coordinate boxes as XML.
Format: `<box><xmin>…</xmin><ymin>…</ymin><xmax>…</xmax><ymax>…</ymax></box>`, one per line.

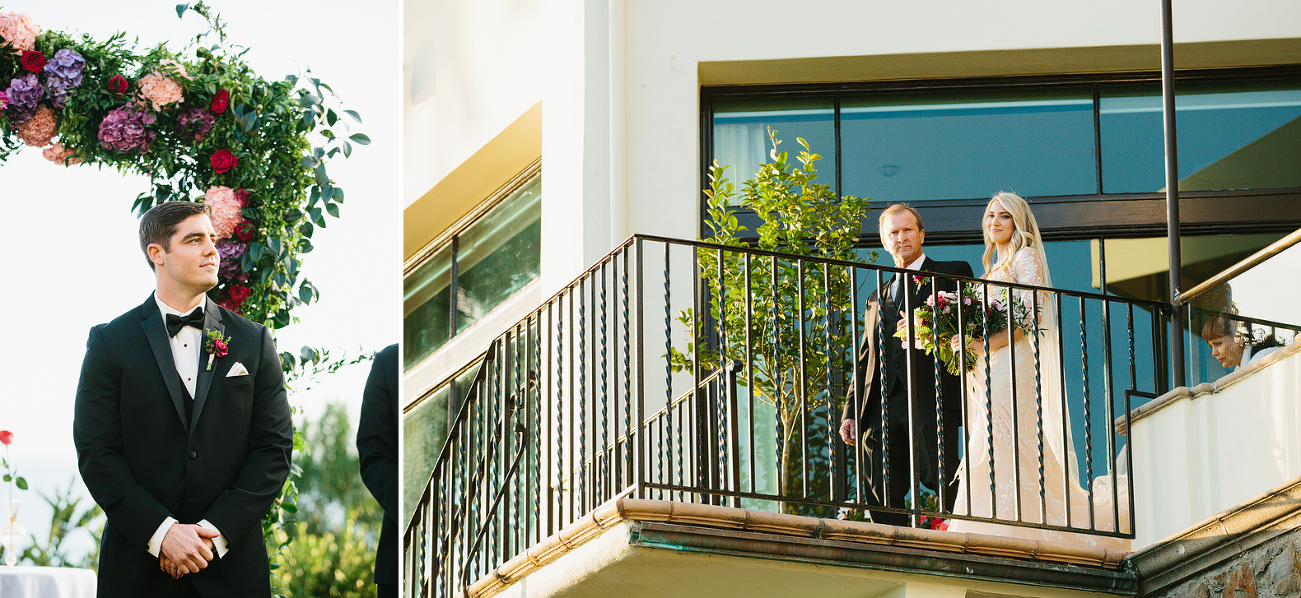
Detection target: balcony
<box><xmin>403</xmin><ymin>235</ymin><xmax>1218</xmax><ymax>597</ymax></box>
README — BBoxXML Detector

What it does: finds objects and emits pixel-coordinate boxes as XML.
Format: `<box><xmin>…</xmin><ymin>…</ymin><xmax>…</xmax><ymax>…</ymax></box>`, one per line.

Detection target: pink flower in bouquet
<box><xmin>204</xmin><ymin>186</ymin><xmax>244</xmax><ymax>240</ymax></box>
<box><xmin>138</xmin><ymin>71</ymin><xmax>184</xmax><ymax>111</ymax></box>
<box><xmin>0</xmin><ymin>90</ymin><xmax>8</xmax><ymax>110</ymax></box>
<box><xmin>43</xmin><ymin>142</ymin><xmax>82</xmax><ymax>166</ymax></box>
<box><xmin>16</xmin><ymin>104</ymin><xmax>56</xmax><ymax>147</ymax></box>
<box><xmin>0</xmin><ymin>12</ymin><xmax>38</xmax><ymax>54</ymax></box>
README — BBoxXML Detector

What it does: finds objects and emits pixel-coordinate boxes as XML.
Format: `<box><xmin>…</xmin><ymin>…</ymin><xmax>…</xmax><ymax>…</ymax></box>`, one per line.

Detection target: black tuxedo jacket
<box><xmin>357</xmin><ymin>343</ymin><xmax>398</xmax><ymax>587</ymax></box>
<box><xmin>74</xmin><ymin>295</ymin><xmax>293</xmax><ymax>597</ymax></box>
<box><xmin>842</xmin><ymin>257</ymin><xmax>974</xmax><ymax>435</ymax></box>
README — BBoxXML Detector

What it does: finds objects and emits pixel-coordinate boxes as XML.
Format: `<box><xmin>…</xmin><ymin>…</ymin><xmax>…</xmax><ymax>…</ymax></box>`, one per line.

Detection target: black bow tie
<box><xmin>166</xmin><ymin>309</ymin><xmax>205</xmax><ymax>337</ymax></box>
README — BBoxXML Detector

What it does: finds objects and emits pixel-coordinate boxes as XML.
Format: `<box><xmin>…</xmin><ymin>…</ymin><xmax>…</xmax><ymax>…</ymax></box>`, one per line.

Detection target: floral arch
<box><xmin>0</xmin><ymin>3</ymin><xmax>364</xmax><ymax>330</ymax></box>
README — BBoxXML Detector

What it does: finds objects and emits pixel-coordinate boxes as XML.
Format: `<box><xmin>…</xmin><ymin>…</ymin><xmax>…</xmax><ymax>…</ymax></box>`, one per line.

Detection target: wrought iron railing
<box><xmin>405</xmin><ymin>235</ymin><xmax>1170</xmax><ymax>598</ymax></box>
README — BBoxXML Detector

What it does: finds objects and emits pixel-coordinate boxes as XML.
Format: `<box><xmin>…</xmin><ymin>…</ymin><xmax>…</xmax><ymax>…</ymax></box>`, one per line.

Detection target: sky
<box><xmin>0</xmin><ymin>0</ymin><xmax>400</xmax><ymax>558</ymax></box>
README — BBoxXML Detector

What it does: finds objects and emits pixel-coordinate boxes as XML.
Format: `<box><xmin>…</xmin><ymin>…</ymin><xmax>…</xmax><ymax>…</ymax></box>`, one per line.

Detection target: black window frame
<box><xmin>700</xmin><ymin>65</ymin><xmax>1301</xmax><ymax>247</ymax></box>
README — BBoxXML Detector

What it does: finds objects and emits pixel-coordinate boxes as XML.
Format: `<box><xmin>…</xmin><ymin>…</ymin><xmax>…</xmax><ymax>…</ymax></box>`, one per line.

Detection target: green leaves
<box><xmin>175</xmin><ymin>4</ymin><xmax>190</xmax><ymax>18</ymax></box>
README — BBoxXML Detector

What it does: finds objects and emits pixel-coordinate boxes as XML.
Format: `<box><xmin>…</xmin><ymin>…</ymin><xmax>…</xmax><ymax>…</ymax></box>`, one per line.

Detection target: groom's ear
<box><xmin>147</xmin><ymin>243</ymin><xmax>166</xmax><ymax>269</ymax></box>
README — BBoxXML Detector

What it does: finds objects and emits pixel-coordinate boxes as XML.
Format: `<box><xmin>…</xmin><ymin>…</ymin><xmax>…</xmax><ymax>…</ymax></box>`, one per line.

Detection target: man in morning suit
<box><xmin>74</xmin><ymin>201</ymin><xmax>293</xmax><ymax>597</ymax></box>
<box><xmin>839</xmin><ymin>204</ymin><xmax>972</xmax><ymax>526</ymax></box>
<box><xmin>357</xmin><ymin>343</ymin><xmax>399</xmax><ymax>598</ymax></box>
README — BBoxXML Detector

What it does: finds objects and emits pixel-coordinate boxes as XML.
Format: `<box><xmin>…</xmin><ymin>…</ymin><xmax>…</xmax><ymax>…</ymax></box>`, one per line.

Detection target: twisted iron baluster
<box><xmin>878</xmin><ymin>271</ymin><xmax>889</xmax><ymax>510</ymax></box>
<box><xmin>555</xmin><ymin>303</ymin><xmax>564</xmax><ymax>524</ymax></box>
<box><xmin>773</xmin><ymin>256</ymin><xmax>784</xmax><ymax>492</ymax></box>
<box><xmin>717</xmin><ymin>248</ymin><xmax>728</xmax><ymax>496</ymax></box>
<box><xmin>983</xmin><ymin>282</ymin><xmax>995</xmax><ymax>519</ymax></box>
<box><xmin>622</xmin><ymin>250</ymin><xmax>632</xmax><ymax>490</ymax></box>
<box><xmin>663</xmin><ymin>245</ymin><xmax>672</xmax><ymax>500</ymax></box>
<box><xmin>933</xmin><ymin>277</ymin><xmax>945</xmax><ymax>516</ymax></box>
<box><xmin>578</xmin><ymin>279</ymin><xmax>587</xmax><ymax>512</ymax></box>
<box><xmin>1033</xmin><ymin>292</ymin><xmax>1045</xmax><ymax>526</ymax></box>
<box><xmin>600</xmin><ymin>265</ymin><xmax>609</xmax><ymax>501</ymax></box>
<box><xmin>825</xmin><ymin>263</ymin><xmax>837</xmax><ymax>501</ymax></box>
<box><xmin>1080</xmin><ymin>296</ymin><xmax>1095</xmax><ymax>529</ymax></box>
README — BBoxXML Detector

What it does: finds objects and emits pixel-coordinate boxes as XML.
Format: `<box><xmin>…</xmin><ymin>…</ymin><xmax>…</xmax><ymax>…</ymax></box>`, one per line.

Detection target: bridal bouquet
<box><xmin>892</xmin><ymin>276</ymin><xmax>1040</xmax><ymax>375</ymax></box>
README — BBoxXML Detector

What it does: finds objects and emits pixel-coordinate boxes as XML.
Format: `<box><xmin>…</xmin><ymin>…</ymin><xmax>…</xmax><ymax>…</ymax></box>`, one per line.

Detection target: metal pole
<box><xmin>1160</xmin><ymin>0</ymin><xmax>1186</xmax><ymax>388</ymax></box>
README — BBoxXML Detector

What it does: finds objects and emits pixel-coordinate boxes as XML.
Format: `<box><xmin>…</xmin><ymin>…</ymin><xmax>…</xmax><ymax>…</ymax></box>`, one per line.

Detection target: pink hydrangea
<box><xmin>0</xmin><ymin>12</ymin><xmax>38</xmax><ymax>54</ymax></box>
<box><xmin>43</xmin><ymin>142</ymin><xmax>82</xmax><ymax>166</ymax></box>
<box><xmin>204</xmin><ymin>186</ymin><xmax>244</xmax><ymax>240</ymax></box>
<box><xmin>138</xmin><ymin>71</ymin><xmax>184</xmax><ymax>111</ymax></box>
<box><xmin>98</xmin><ymin>106</ymin><xmax>155</xmax><ymax>154</ymax></box>
<box><xmin>159</xmin><ymin>58</ymin><xmax>190</xmax><ymax>80</ymax></box>
<box><xmin>16</xmin><ymin>104</ymin><xmax>56</xmax><ymax>147</ymax></box>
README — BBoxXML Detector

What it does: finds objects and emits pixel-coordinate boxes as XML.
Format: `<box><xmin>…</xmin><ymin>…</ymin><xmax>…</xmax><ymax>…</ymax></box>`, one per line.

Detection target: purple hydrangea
<box><xmin>98</xmin><ymin>106</ymin><xmax>156</xmax><ymax>154</ymax></box>
<box><xmin>5</xmin><ymin>74</ymin><xmax>43</xmax><ymax>124</ymax></box>
<box><xmin>42</xmin><ymin>48</ymin><xmax>85</xmax><ymax>108</ymax></box>
<box><xmin>176</xmin><ymin>106</ymin><xmax>215</xmax><ymax>141</ymax></box>
<box><xmin>216</xmin><ymin>239</ymin><xmax>248</xmax><ymax>280</ymax></box>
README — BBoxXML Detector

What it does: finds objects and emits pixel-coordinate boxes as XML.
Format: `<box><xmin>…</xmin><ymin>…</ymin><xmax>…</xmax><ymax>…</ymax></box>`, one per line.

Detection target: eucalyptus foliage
<box><xmin>669</xmin><ymin>129</ymin><xmax>871</xmax><ymax>514</ymax></box>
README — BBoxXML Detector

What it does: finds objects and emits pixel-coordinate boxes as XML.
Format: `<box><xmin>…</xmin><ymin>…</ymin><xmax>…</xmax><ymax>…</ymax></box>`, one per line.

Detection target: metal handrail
<box><xmin>1176</xmin><ymin>227</ymin><xmax>1301</xmax><ymax>306</ymax></box>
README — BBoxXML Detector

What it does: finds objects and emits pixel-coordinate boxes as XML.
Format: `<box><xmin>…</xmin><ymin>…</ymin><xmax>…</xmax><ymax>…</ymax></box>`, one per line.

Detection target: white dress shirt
<box><xmin>889</xmin><ymin>253</ymin><xmax>928</xmax><ymax>299</ymax></box>
<box><xmin>146</xmin><ymin>294</ymin><xmax>230</xmax><ymax>559</ymax></box>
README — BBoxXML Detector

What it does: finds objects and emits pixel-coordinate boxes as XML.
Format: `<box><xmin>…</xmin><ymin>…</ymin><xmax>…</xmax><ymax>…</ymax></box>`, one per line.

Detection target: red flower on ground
<box><xmin>211</xmin><ymin>88</ymin><xmax>229</xmax><ymax>114</ymax></box>
<box><xmin>210</xmin><ymin>148</ymin><xmax>238</xmax><ymax>173</ymax></box>
<box><xmin>234</xmin><ymin>221</ymin><xmax>255</xmax><ymax>242</ymax></box>
<box><xmin>0</xmin><ymin>430</ymin><xmax>12</xmax><ymax>445</ymax></box>
<box><xmin>108</xmin><ymin>74</ymin><xmax>128</xmax><ymax>96</ymax></box>
<box><xmin>20</xmin><ymin>50</ymin><xmax>44</xmax><ymax>73</ymax></box>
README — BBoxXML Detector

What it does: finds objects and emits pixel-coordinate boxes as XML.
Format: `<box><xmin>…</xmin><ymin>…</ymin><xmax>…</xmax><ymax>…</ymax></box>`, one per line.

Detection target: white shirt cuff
<box><xmin>147</xmin><ymin>516</ymin><xmax>178</xmax><ymax>557</ymax></box>
<box><xmin>197</xmin><ymin>519</ymin><xmax>229</xmax><ymax>558</ymax></box>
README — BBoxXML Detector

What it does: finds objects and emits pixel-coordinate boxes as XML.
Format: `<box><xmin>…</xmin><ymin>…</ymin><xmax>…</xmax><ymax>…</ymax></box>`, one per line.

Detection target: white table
<box><xmin>0</xmin><ymin>566</ymin><xmax>96</xmax><ymax>598</ymax></box>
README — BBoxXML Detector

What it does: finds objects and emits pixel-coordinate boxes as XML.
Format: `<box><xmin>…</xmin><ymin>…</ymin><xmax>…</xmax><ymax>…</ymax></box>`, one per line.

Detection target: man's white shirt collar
<box><xmin>904</xmin><ymin>253</ymin><xmax>927</xmax><ymax>271</ymax></box>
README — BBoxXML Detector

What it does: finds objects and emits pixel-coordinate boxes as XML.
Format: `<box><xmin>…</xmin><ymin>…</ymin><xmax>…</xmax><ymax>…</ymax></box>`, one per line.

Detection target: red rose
<box><xmin>235</xmin><ymin>221</ymin><xmax>255</xmax><ymax>242</ymax></box>
<box><xmin>20</xmin><ymin>50</ymin><xmax>45</xmax><ymax>73</ymax></box>
<box><xmin>229</xmin><ymin>284</ymin><xmax>252</xmax><ymax>305</ymax></box>
<box><xmin>210</xmin><ymin>149</ymin><xmax>238</xmax><ymax>173</ymax></box>
<box><xmin>0</xmin><ymin>430</ymin><xmax>12</xmax><ymax>445</ymax></box>
<box><xmin>211</xmin><ymin>89</ymin><xmax>230</xmax><ymax>114</ymax></box>
<box><xmin>235</xmin><ymin>188</ymin><xmax>251</xmax><ymax>208</ymax></box>
<box><xmin>217</xmin><ymin>298</ymin><xmax>239</xmax><ymax>313</ymax></box>
<box><xmin>108</xmin><ymin>74</ymin><xmax>128</xmax><ymax>96</ymax></box>
<box><xmin>212</xmin><ymin>339</ymin><xmax>229</xmax><ymax>357</ymax></box>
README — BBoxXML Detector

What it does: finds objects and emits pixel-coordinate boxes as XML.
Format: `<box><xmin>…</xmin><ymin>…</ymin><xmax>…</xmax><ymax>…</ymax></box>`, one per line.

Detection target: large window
<box><xmin>403</xmin><ymin>172</ymin><xmax>542</xmax><ymax>370</ymax></box>
<box><xmin>705</xmin><ymin>68</ymin><xmax>1301</xmax><ymax>246</ymax></box>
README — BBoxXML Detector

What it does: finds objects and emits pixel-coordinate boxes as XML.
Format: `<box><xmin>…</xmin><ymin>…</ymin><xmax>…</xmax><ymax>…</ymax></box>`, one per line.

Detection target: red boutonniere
<box><xmin>204</xmin><ymin>328</ymin><xmax>231</xmax><ymax>371</ymax></box>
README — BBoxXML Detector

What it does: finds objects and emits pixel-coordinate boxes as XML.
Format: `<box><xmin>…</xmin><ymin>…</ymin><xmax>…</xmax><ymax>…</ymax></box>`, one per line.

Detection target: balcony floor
<box><xmin>470</xmin><ymin>499</ymin><xmax>1136</xmax><ymax>598</ymax></box>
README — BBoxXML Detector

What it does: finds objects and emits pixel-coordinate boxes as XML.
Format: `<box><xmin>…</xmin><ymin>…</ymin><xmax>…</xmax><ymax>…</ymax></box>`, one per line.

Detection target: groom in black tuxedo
<box><xmin>840</xmin><ymin>204</ymin><xmax>971</xmax><ymax>526</ymax></box>
<box><xmin>74</xmin><ymin>201</ymin><xmax>292</xmax><ymax>597</ymax></box>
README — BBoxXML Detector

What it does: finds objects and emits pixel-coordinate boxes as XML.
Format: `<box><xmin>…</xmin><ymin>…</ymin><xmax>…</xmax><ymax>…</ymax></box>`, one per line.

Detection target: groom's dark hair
<box><xmin>139</xmin><ymin>200</ymin><xmax>213</xmax><ymax>270</ymax></box>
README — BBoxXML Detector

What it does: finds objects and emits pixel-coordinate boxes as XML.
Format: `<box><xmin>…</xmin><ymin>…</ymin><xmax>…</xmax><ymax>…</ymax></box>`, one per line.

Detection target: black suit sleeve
<box><xmin>74</xmin><ymin>325</ymin><xmax>173</xmax><ymax>551</ymax></box>
<box><xmin>357</xmin><ymin>344</ymin><xmax>399</xmax><ymax>518</ymax></box>
<box><xmin>201</xmin><ymin>325</ymin><xmax>293</xmax><ymax>547</ymax></box>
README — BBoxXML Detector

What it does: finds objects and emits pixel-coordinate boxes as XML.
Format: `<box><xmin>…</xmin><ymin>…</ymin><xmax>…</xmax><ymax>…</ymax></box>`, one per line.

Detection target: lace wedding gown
<box><xmin>946</xmin><ymin>248</ymin><xmax>1130</xmax><ymax>550</ymax></box>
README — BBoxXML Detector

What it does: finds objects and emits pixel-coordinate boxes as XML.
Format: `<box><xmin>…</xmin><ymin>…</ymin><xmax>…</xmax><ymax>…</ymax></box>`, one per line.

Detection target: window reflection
<box><xmin>1101</xmin><ymin>82</ymin><xmax>1301</xmax><ymax>193</ymax></box>
<box><xmin>841</xmin><ymin>89</ymin><xmax>1096</xmax><ymax>202</ymax></box>
<box><xmin>712</xmin><ymin>97</ymin><xmax>836</xmax><ymax>186</ymax></box>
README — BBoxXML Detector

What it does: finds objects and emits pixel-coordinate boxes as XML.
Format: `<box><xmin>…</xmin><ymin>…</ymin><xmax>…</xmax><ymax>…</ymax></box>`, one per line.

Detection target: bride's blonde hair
<box><xmin>981</xmin><ymin>191</ymin><xmax>1051</xmax><ymax>286</ymax></box>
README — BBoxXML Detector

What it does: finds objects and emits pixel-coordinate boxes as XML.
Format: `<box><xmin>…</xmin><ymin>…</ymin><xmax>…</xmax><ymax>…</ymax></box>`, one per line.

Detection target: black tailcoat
<box><xmin>841</xmin><ymin>257</ymin><xmax>973</xmax><ymax>524</ymax></box>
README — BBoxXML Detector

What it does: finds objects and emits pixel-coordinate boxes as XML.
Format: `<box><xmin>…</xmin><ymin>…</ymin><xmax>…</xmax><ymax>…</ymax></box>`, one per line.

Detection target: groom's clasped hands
<box><xmin>158</xmin><ymin>523</ymin><xmax>220</xmax><ymax>579</ymax></box>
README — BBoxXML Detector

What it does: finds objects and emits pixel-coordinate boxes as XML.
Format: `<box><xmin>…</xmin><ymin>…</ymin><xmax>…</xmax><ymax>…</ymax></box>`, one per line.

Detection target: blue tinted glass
<box><xmin>404</xmin><ymin>244</ymin><xmax>452</xmax><ymax>370</ymax></box>
<box><xmin>712</xmin><ymin>97</ymin><xmax>836</xmax><ymax>189</ymax></box>
<box><xmin>1101</xmin><ymin>82</ymin><xmax>1301</xmax><ymax>193</ymax></box>
<box><xmin>841</xmin><ymin>89</ymin><xmax>1096</xmax><ymax>202</ymax></box>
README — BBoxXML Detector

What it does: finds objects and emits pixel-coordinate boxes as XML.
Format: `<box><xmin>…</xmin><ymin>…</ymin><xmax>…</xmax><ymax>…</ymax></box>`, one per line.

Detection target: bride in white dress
<box><xmin>945</xmin><ymin>192</ymin><xmax>1129</xmax><ymax>550</ymax></box>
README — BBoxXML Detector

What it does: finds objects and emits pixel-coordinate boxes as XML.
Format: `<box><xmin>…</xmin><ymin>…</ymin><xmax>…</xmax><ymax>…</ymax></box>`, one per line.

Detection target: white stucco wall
<box><xmin>1129</xmin><ymin>342</ymin><xmax>1301</xmax><ymax>550</ymax></box>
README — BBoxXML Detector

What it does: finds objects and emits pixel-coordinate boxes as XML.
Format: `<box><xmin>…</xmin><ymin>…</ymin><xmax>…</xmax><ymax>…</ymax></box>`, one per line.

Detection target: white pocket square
<box><xmin>226</xmin><ymin>362</ymin><xmax>249</xmax><ymax>377</ymax></box>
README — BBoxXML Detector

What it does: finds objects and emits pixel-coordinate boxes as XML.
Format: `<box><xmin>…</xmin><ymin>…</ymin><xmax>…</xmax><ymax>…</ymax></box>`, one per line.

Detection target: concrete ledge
<box><xmin>467</xmin><ymin>498</ymin><xmax>1135</xmax><ymax>597</ymax></box>
<box><xmin>1127</xmin><ymin>477</ymin><xmax>1301</xmax><ymax>595</ymax></box>
<box><xmin>1119</xmin><ymin>338</ymin><xmax>1301</xmax><ymax>434</ymax></box>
